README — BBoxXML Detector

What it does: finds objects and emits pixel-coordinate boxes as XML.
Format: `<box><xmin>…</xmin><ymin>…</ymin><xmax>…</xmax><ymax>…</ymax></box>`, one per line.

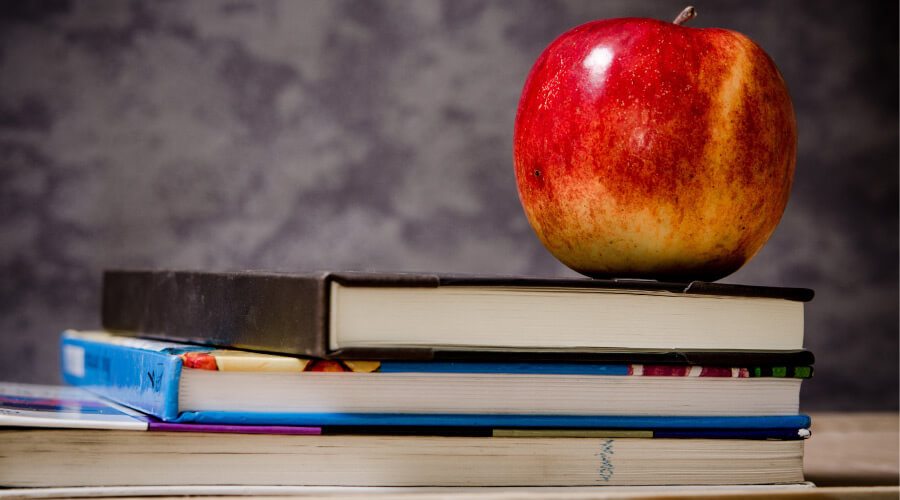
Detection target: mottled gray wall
<box><xmin>1</xmin><ymin>0</ymin><xmax>896</xmax><ymax>410</ymax></box>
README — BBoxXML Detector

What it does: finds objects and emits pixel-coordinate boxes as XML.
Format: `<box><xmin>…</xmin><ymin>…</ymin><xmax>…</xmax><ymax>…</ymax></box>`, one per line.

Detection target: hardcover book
<box><xmin>60</xmin><ymin>330</ymin><xmax>811</xmax><ymax>428</ymax></box>
<box><xmin>101</xmin><ymin>269</ymin><xmax>813</xmax><ymax>359</ymax></box>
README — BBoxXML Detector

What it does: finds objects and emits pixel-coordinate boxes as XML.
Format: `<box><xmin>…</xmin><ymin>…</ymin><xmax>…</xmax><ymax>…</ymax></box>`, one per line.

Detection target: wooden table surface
<box><xmin>803</xmin><ymin>412</ymin><xmax>899</xmax><ymax>487</ymax></box>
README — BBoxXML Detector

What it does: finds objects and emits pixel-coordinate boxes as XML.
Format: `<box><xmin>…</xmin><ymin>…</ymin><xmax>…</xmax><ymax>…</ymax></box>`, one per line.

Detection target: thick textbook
<box><xmin>102</xmin><ymin>269</ymin><xmax>813</xmax><ymax>358</ymax></box>
<box><xmin>0</xmin><ymin>429</ymin><xmax>805</xmax><ymax>487</ymax></box>
<box><xmin>61</xmin><ymin>330</ymin><xmax>810</xmax><ymax>427</ymax></box>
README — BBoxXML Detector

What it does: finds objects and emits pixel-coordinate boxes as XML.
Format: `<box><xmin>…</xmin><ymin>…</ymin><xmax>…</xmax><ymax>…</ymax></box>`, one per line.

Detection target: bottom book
<box><xmin>0</xmin><ymin>428</ymin><xmax>804</xmax><ymax>487</ymax></box>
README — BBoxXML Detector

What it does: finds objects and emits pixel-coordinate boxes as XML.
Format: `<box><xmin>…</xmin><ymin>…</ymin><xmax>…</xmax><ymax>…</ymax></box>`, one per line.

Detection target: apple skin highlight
<box><xmin>513</xmin><ymin>16</ymin><xmax>797</xmax><ymax>282</ymax></box>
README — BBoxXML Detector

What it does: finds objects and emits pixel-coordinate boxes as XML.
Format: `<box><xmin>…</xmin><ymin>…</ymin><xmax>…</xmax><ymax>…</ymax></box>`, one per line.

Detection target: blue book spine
<box><xmin>60</xmin><ymin>332</ymin><xmax>183</xmax><ymax>421</ymax></box>
<box><xmin>173</xmin><ymin>412</ymin><xmax>811</xmax><ymax>430</ymax></box>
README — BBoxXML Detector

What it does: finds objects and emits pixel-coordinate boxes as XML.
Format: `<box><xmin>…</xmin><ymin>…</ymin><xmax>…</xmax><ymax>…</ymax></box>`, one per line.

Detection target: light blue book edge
<box><xmin>60</xmin><ymin>332</ymin><xmax>810</xmax><ymax>429</ymax></box>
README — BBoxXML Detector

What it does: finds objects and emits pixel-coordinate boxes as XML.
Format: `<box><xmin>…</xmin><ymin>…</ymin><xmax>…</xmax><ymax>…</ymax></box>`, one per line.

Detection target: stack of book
<box><xmin>0</xmin><ymin>270</ymin><xmax>814</xmax><ymax>488</ymax></box>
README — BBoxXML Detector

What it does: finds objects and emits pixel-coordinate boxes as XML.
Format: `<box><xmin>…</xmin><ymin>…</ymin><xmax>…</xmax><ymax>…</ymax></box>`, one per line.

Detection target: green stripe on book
<box><xmin>749</xmin><ymin>366</ymin><xmax>812</xmax><ymax>378</ymax></box>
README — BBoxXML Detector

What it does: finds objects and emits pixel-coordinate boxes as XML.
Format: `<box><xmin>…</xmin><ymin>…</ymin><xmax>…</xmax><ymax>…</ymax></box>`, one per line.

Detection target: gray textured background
<box><xmin>1</xmin><ymin>0</ymin><xmax>897</xmax><ymax>410</ymax></box>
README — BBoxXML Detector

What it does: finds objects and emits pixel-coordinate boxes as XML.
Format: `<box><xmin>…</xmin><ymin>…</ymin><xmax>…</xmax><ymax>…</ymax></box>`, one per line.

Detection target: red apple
<box><xmin>513</xmin><ymin>7</ymin><xmax>796</xmax><ymax>282</ymax></box>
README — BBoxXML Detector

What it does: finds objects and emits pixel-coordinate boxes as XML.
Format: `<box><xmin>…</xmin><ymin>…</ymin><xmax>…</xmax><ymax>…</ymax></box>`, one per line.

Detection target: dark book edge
<box><xmin>331</xmin><ymin>271</ymin><xmax>814</xmax><ymax>302</ymax></box>
<box><xmin>328</xmin><ymin>347</ymin><xmax>815</xmax><ymax>365</ymax></box>
<box><xmin>318</xmin><ymin>426</ymin><xmax>809</xmax><ymax>440</ymax></box>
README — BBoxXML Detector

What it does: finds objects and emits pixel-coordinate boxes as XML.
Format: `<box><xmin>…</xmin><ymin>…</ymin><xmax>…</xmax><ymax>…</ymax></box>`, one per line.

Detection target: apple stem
<box><xmin>672</xmin><ymin>6</ymin><xmax>697</xmax><ymax>25</ymax></box>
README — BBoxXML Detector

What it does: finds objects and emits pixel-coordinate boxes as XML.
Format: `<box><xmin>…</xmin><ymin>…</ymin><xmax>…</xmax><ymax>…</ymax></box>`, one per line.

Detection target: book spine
<box><xmin>60</xmin><ymin>331</ymin><xmax>182</xmax><ymax>421</ymax></box>
<box><xmin>102</xmin><ymin>270</ymin><xmax>331</xmax><ymax>358</ymax></box>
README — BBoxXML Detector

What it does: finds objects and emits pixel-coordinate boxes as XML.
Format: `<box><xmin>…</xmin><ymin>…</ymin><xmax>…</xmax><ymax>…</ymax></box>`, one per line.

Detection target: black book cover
<box><xmin>102</xmin><ymin>269</ymin><xmax>814</xmax><ymax>363</ymax></box>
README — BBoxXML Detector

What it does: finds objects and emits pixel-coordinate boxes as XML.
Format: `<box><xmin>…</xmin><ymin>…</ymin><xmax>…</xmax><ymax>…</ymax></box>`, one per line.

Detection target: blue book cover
<box><xmin>62</xmin><ymin>331</ymin><xmax>201</xmax><ymax>421</ymax></box>
<box><xmin>61</xmin><ymin>330</ymin><xmax>810</xmax><ymax>430</ymax></box>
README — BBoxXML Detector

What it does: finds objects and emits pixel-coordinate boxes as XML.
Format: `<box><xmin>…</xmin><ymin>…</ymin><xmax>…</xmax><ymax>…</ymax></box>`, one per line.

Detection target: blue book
<box><xmin>61</xmin><ymin>330</ymin><xmax>810</xmax><ymax>430</ymax></box>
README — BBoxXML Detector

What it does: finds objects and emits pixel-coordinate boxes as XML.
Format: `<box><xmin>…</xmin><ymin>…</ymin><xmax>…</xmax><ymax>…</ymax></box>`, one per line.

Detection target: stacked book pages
<box><xmin>0</xmin><ymin>269</ymin><xmax>815</xmax><ymax>487</ymax></box>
